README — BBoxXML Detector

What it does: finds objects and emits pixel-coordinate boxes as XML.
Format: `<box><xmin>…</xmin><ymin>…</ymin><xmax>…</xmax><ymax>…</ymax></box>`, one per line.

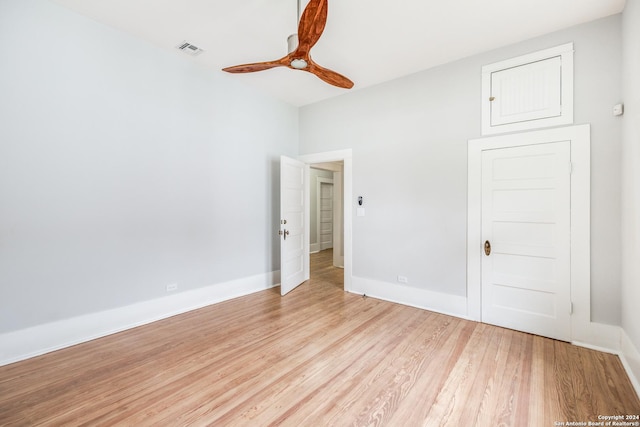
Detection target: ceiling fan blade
<box><xmin>295</xmin><ymin>0</ymin><xmax>328</xmax><ymax>56</ymax></box>
<box><xmin>222</xmin><ymin>58</ymin><xmax>288</xmax><ymax>74</ymax></box>
<box><xmin>222</xmin><ymin>0</ymin><xmax>354</xmax><ymax>90</ymax></box>
<box><xmin>307</xmin><ymin>60</ymin><xmax>354</xmax><ymax>89</ymax></box>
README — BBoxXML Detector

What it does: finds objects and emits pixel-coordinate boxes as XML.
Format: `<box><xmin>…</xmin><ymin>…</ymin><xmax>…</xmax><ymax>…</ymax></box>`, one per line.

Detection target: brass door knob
<box><xmin>484</xmin><ymin>240</ymin><xmax>491</xmax><ymax>256</ymax></box>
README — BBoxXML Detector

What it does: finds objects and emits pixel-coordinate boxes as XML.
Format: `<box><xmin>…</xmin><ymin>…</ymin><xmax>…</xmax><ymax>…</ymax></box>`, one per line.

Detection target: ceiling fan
<box><xmin>222</xmin><ymin>0</ymin><xmax>354</xmax><ymax>89</ymax></box>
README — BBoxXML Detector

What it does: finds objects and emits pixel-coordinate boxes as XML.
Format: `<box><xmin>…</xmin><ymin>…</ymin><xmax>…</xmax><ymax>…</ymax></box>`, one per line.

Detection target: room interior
<box><xmin>1</xmin><ymin>0</ymin><xmax>639</xmax><ymax>422</ymax></box>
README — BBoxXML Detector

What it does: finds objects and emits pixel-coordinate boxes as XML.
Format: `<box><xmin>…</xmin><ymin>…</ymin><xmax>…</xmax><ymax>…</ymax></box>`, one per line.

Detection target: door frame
<box><xmin>299</xmin><ymin>149</ymin><xmax>353</xmax><ymax>291</ymax></box>
<box><xmin>467</xmin><ymin>124</ymin><xmax>591</xmax><ymax>343</ymax></box>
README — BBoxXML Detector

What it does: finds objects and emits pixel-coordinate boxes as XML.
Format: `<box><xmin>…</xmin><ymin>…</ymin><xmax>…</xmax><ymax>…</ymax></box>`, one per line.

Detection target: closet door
<box><xmin>481</xmin><ymin>142</ymin><xmax>571</xmax><ymax>341</ymax></box>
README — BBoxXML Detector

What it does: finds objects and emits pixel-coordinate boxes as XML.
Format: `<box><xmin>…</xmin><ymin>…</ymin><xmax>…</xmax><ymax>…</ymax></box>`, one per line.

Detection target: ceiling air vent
<box><xmin>177</xmin><ymin>41</ymin><xmax>204</xmax><ymax>56</ymax></box>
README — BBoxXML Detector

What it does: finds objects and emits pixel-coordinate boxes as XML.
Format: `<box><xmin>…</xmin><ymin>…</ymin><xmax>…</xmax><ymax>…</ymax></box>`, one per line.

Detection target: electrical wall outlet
<box><xmin>397</xmin><ymin>275</ymin><xmax>408</xmax><ymax>284</ymax></box>
<box><xmin>166</xmin><ymin>283</ymin><xmax>178</xmax><ymax>292</ymax></box>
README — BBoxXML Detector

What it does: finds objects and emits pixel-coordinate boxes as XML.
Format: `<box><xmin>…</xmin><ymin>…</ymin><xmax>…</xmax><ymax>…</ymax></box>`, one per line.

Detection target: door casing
<box><xmin>467</xmin><ymin>125</ymin><xmax>591</xmax><ymax>343</ymax></box>
<box><xmin>299</xmin><ymin>149</ymin><xmax>353</xmax><ymax>291</ymax></box>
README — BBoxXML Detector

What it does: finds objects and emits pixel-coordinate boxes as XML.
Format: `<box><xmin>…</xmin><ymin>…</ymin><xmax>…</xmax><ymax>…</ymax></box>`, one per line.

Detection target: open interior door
<box><xmin>280</xmin><ymin>156</ymin><xmax>308</xmax><ymax>295</ymax></box>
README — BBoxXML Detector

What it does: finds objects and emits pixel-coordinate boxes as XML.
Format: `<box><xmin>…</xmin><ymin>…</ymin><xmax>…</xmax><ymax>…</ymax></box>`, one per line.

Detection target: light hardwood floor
<box><xmin>1</xmin><ymin>249</ymin><xmax>639</xmax><ymax>426</ymax></box>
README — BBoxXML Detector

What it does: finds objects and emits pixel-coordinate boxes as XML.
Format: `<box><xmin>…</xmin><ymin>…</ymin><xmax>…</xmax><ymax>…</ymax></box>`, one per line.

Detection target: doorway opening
<box><xmin>299</xmin><ymin>149</ymin><xmax>353</xmax><ymax>292</ymax></box>
<box><xmin>309</xmin><ymin>163</ymin><xmax>344</xmax><ymax>284</ymax></box>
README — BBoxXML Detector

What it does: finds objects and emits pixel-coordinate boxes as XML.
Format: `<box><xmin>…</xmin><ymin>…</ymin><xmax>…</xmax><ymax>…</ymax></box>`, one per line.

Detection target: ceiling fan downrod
<box><xmin>287</xmin><ymin>0</ymin><xmax>301</xmax><ymax>55</ymax></box>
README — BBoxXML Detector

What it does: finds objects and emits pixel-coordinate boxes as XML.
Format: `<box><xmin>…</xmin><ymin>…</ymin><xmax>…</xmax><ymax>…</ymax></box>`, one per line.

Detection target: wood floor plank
<box><xmin>458</xmin><ymin>325</ymin><xmax>512</xmax><ymax>426</ymax></box>
<box><xmin>423</xmin><ymin>324</ymin><xmax>498</xmax><ymax>426</ymax></box>
<box><xmin>145</xmin><ymin>300</ymin><xmax>404</xmax><ymax>425</ymax></box>
<box><xmin>342</xmin><ymin>314</ymin><xmax>468</xmax><ymax>427</ymax></box>
<box><xmin>1</xmin><ymin>249</ymin><xmax>639</xmax><ymax>426</ymax></box>
<box><xmin>382</xmin><ymin>317</ymin><xmax>475</xmax><ymax>426</ymax></box>
<box><xmin>528</xmin><ymin>336</ymin><xmax>548</xmax><ymax>426</ymax></box>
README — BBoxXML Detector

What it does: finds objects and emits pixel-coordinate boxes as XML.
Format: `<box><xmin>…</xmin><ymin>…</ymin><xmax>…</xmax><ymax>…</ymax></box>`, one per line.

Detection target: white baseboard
<box><xmin>621</xmin><ymin>329</ymin><xmax>640</xmax><ymax>399</ymax></box>
<box><xmin>310</xmin><ymin>243</ymin><xmax>320</xmax><ymax>253</ymax></box>
<box><xmin>572</xmin><ymin>322</ymin><xmax>622</xmax><ymax>354</ymax></box>
<box><xmin>350</xmin><ymin>276</ymin><xmax>468</xmax><ymax>319</ymax></box>
<box><xmin>0</xmin><ymin>271</ymin><xmax>280</xmax><ymax>367</ymax></box>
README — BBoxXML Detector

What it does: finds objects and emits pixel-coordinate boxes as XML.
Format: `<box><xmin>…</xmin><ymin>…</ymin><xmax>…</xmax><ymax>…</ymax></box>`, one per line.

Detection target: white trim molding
<box><xmin>350</xmin><ymin>276</ymin><xmax>468</xmax><ymax>320</ymax></box>
<box><xmin>468</xmin><ymin>124</ymin><xmax>593</xmax><ymax>343</ymax></box>
<box><xmin>621</xmin><ymin>329</ymin><xmax>640</xmax><ymax>399</ymax></box>
<box><xmin>299</xmin><ymin>149</ymin><xmax>353</xmax><ymax>291</ymax></box>
<box><xmin>0</xmin><ymin>271</ymin><xmax>279</xmax><ymax>367</ymax></box>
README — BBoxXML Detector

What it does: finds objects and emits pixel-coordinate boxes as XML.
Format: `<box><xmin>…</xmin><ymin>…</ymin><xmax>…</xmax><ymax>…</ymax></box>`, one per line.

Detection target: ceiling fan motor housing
<box><xmin>287</xmin><ymin>34</ymin><xmax>308</xmax><ymax>69</ymax></box>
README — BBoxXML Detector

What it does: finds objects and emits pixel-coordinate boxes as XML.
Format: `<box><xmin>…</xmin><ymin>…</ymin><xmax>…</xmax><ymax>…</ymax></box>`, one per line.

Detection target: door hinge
<box><xmin>570</xmin><ymin>301</ymin><xmax>574</xmax><ymax>315</ymax></box>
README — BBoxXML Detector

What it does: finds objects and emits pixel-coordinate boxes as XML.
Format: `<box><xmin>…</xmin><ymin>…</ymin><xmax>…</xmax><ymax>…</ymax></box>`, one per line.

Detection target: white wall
<box><xmin>621</xmin><ymin>0</ymin><xmax>640</xmax><ymax>384</ymax></box>
<box><xmin>300</xmin><ymin>15</ymin><xmax>622</xmax><ymax>324</ymax></box>
<box><xmin>0</xmin><ymin>0</ymin><xmax>298</xmax><ymax>334</ymax></box>
<box><xmin>0</xmin><ymin>0</ymin><xmax>631</xmax><ymax>368</ymax></box>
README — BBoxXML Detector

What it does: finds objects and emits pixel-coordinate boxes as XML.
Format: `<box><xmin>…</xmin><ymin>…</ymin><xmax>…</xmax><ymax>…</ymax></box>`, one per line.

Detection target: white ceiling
<box><xmin>52</xmin><ymin>0</ymin><xmax>625</xmax><ymax>107</ymax></box>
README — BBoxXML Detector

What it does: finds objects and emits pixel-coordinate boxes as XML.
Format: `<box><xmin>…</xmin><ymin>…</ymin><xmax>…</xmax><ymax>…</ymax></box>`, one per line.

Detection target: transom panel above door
<box><xmin>481</xmin><ymin>43</ymin><xmax>574</xmax><ymax>135</ymax></box>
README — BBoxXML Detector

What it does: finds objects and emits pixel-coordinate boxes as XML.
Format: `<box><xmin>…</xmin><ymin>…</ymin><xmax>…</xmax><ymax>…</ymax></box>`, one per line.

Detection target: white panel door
<box><xmin>481</xmin><ymin>141</ymin><xmax>571</xmax><ymax>341</ymax></box>
<box><xmin>490</xmin><ymin>56</ymin><xmax>562</xmax><ymax>127</ymax></box>
<box><xmin>319</xmin><ymin>182</ymin><xmax>333</xmax><ymax>250</ymax></box>
<box><xmin>332</xmin><ymin>171</ymin><xmax>344</xmax><ymax>268</ymax></box>
<box><xmin>280</xmin><ymin>156</ymin><xmax>307</xmax><ymax>295</ymax></box>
